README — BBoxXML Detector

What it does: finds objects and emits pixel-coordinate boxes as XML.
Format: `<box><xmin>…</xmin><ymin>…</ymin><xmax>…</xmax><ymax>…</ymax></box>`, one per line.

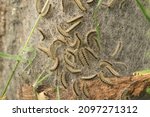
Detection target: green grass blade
<box><xmin>135</xmin><ymin>0</ymin><xmax>150</xmax><ymax>22</ymax></box>
<box><xmin>0</xmin><ymin>52</ymin><xmax>22</xmax><ymax>61</ymax></box>
<box><xmin>146</xmin><ymin>87</ymin><xmax>150</xmax><ymax>95</ymax></box>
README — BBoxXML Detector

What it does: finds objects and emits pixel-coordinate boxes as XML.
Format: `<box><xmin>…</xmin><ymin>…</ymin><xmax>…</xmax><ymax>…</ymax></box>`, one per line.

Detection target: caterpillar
<box><xmin>105</xmin><ymin>65</ymin><xmax>120</xmax><ymax>77</ymax></box>
<box><xmin>77</xmin><ymin>49</ymin><xmax>85</xmax><ymax>66</ymax></box>
<box><xmin>40</xmin><ymin>3</ymin><xmax>51</xmax><ymax>17</ymax></box>
<box><xmin>60</xmin><ymin>71</ymin><xmax>68</xmax><ymax>89</ymax></box>
<box><xmin>50</xmin><ymin>57</ymin><xmax>59</xmax><ymax>71</ymax></box>
<box><xmin>65</xmin><ymin>20</ymin><xmax>81</xmax><ymax>33</ymax></box>
<box><xmin>57</xmin><ymin>25</ymin><xmax>69</xmax><ymax>37</ymax></box>
<box><xmin>86</xmin><ymin>30</ymin><xmax>97</xmax><ymax>43</ymax></box>
<box><xmin>114</xmin><ymin>61</ymin><xmax>128</xmax><ymax>70</ymax></box>
<box><xmin>66</xmin><ymin>48</ymin><xmax>77</xmax><ymax>57</ymax></box>
<box><xmin>81</xmin><ymin>48</ymin><xmax>89</xmax><ymax>66</ymax></box>
<box><xmin>119</xmin><ymin>0</ymin><xmax>126</xmax><ymax>9</ymax></box>
<box><xmin>36</xmin><ymin>0</ymin><xmax>51</xmax><ymax>17</ymax></box>
<box><xmin>86</xmin><ymin>30</ymin><xmax>100</xmax><ymax>51</ymax></box>
<box><xmin>66</xmin><ymin>14</ymin><xmax>83</xmax><ymax>24</ymax></box>
<box><xmin>99</xmin><ymin>60</ymin><xmax>113</xmax><ymax>68</ymax></box>
<box><xmin>98</xmin><ymin>71</ymin><xmax>114</xmax><ymax>86</ymax></box>
<box><xmin>73</xmin><ymin>0</ymin><xmax>87</xmax><ymax>11</ymax></box>
<box><xmin>102</xmin><ymin>0</ymin><xmax>118</xmax><ymax>8</ymax></box>
<box><xmin>49</xmin><ymin>43</ymin><xmax>57</xmax><ymax>59</ymax></box>
<box><xmin>87</xmin><ymin>0</ymin><xmax>94</xmax><ymax>4</ymax></box>
<box><xmin>82</xmin><ymin>82</ymin><xmax>90</xmax><ymax>98</ymax></box>
<box><xmin>67</xmin><ymin>38</ymin><xmax>77</xmax><ymax>47</ymax></box>
<box><xmin>84</xmin><ymin>47</ymin><xmax>98</xmax><ymax>59</ymax></box>
<box><xmin>81</xmin><ymin>74</ymin><xmax>97</xmax><ymax>80</ymax></box>
<box><xmin>111</xmin><ymin>40</ymin><xmax>123</xmax><ymax>57</ymax></box>
<box><xmin>75</xmin><ymin>32</ymin><xmax>82</xmax><ymax>49</ymax></box>
<box><xmin>38</xmin><ymin>43</ymin><xmax>50</xmax><ymax>57</ymax></box>
<box><xmin>73</xmin><ymin>80</ymin><xmax>81</xmax><ymax>96</ymax></box>
<box><xmin>66</xmin><ymin>64</ymin><xmax>81</xmax><ymax>73</ymax></box>
<box><xmin>52</xmin><ymin>37</ymin><xmax>67</xmax><ymax>46</ymax></box>
<box><xmin>37</xmin><ymin>28</ymin><xmax>46</xmax><ymax>41</ymax></box>
<box><xmin>64</xmin><ymin>52</ymin><xmax>75</xmax><ymax>68</ymax></box>
<box><xmin>35</xmin><ymin>0</ymin><xmax>41</xmax><ymax>14</ymax></box>
<box><xmin>66</xmin><ymin>48</ymin><xmax>76</xmax><ymax>62</ymax></box>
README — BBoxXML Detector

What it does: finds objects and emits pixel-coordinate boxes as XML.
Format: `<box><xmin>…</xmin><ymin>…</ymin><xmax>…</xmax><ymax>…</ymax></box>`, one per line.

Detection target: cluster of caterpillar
<box><xmin>36</xmin><ymin>0</ymin><xmax>127</xmax><ymax>99</ymax></box>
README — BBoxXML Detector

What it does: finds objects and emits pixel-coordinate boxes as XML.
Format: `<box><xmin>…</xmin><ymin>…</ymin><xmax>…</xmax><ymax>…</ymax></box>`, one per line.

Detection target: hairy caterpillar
<box><xmin>73</xmin><ymin>0</ymin><xmax>87</xmax><ymax>11</ymax></box>
<box><xmin>57</xmin><ymin>25</ymin><xmax>69</xmax><ymax>37</ymax></box>
<box><xmin>50</xmin><ymin>57</ymin><xmax>59</xmax><ymax>71</ymax></box>
<box><xmin>66</xmin><ymin>20</ymin><xmax>81</xmax><ymax>33</ymax></box>
<box><xmin>99</xmin><ymin>60</ymin><xmax>113</xmax><ymax>68</ymax></box>
<box><xmin>38</xmin><ymin>44</ymin><xmax>50</xmax><ymax>57</ymax></box>
<box><xmin>84</xmin><ymin>47</ymin><xmax>98</xmax><ymax>59</ymax></box>
<box><xmin>81</xmin><ymin>48</ymin><xmax>89</xmax><ymax>66</ymax></box>
<box><xmin>81</xmin><ymin>74</ymin><xmax>97</xmax><ymax>80</ymax></box>
<box><xmin>82</xmin><ymin>82</ymin><xmax>90</xmax><ymax>98</ymax></box>
<box><xmin>66</xmin><ymin>64</ymin><xmax>81</xmax><ymax>73</ymax></box>
<box><xmin>64</xmin><ymin>52</ymin><xmax>75</xmax><ymax>68</ymax></box>
<box><xmin>73</xmin><ymin>80</ymin><xmax>81</xmax><ymax>96</ymax></box>
<box><xmin>111</xmin><ymin>40</ymin><xmax>123</xmax><ymax>57</ymax></box>
<box><xmin>87</xmin><ymin>0</ymin><xmax>94</xmax><ymax>4</ymax></box>
<box><xmin>77</xmin><ymin>49</ymin><xmax>85</xmax><ymax>66</ymax></box>
<box><xmin>66</xmin><ymin>14</ymin><xmax>83</xmax><ymax>23</ymax></box>
<box><xmin>105</xmin><ymin>65</ymin><xmax>120</xmax><ymax>77</ymax></box>
<box><xmin>98</xmin><ymin>71</ymin><xmax>114</xmax><ymax>86</ymax></box>
<box><xmin>60</xmin><ymin>71</ymin><xmax>68</xmax><ymax>89</ymax></box>
<box><xmin>37</xmin><ymin>28</ymin><xmax>46</xmax><ymax>41</ymax></box>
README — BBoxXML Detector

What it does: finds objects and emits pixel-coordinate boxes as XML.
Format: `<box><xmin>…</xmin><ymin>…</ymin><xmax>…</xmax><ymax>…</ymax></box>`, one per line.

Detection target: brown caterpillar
<box><xmin>73</xmin><ymin>0</ymin><xmax>87</xmax><ymax>11</ymax></box>
<box><xmin>66</xmin><ymin>14</ymin><xmax>83</xmax><ymax>23</ymax></box>
<box><xmin>50</xmin><ymin>57</ymin><xmax>59</xmax><ymax>71</ymax></box>
<box><xmin>75</xmin><ymin>32</ymin><xmax>82</xmax><ymax>49</ymax></box>
<box><xmin>66</xmin><ymin>64</ymin><xmax>81</xmax><ymax>73</ymax></box>
<box><xmin>66</xmin><ymin>48</ymin><xmax>76</xmax><ymax>57</ymax></box>
<box><xmin>66</xmin><ymin>48</ymin><xmax>76</xmax><ymax>63</ymax></box>
<box><xmin>67</xmin><ymin>38</ymin><xmax>77</xmax><ymax>47</ymax></box>
<box><xmin>41</xmin><ymin>3</ymin><xmax>51</xmax><ymax>17</ymax></box>
<box><xmin>64</xmin><ymin>52</ymin><xmax>75</xmax><ymax>68</ymax></box>
<box><xmin>99</xmin><ymin>60</ymin><xmax>113</xmax><ymax>68</ymax></box>
<box><xmin>119</xmin><ymin>0</ymin><xmax>126</xmax><ymax>9</ymax></box>
<box><xmin>98</xmin><ymin>71</ymin><xmax>114</xmax><ymax>86</ymax></box>
<box><xmin>84</xmin><ymin>47</ymin><xmax>98</xmax><ymax>59</ymax></box>
<box><xmin>87</xmin><ymin>0</ymin><xmax>94</xmax><ymax>4</ymax></box>
<box><xmin>49</xmin><ymin>43</ymin><xmax>57</xmax><ymax>59</ymax></box>
<box><xmin>111</xmin><ymin>40</ymin><xmax>123</xmax><ymax>57</ymax></box>
<box><xmin>81</xmin><ymin>48</ymin><xmax>89</xmax><ymax>66</ymax></box>
<box><xmin>86</xmin><ymin>30</ymin><xmax>100</xmax><ymax>51</ymax></box>
<box><xmin>60</xmin><ymin>71</ymin><xmax>68</xmax><ymax>89</ymax></box>
<box><xmin>57</xmin><ymin>25</ymin><xmax>69</xmax><ymax>37</ymax></box>
<box><xmin>35</xmin><ymin>0</ymin><xmax>41</xmax><ymax>14</ymax></box>
<box><xmin>82</xmin><ymin>82</ymin><xmax>90</xmax><ymax>98</ymax></box>
<box><xmin>38</xmin><ymin>43</ymin><xmax>51</xmax><ymax>57</ymax></box>
<box><xmin>36</xmin><ymin>0</ymin><xmax>51</xmax><ymax>16</ymax></box>
<box><xmin>37</xmin><ymin>28</ymin><xmax>46</xmax><ymax>41</ymax></box>
<box><xmin>81</xmin><ymin>74</ymin><xmax>97</xmax><ymax>80</ymax></box>
<box><xmin>114</xmin><ymin>61</ymin><xmax>128</xmax><ymax>70</ymax></box>
<box><xmin>77</xmin><ymin>49</ymin><xmax>85</xmax><ymax>66</ymax></box>
<box><xmin>102</xmin><ymin>0</ymin><xmax>118</xmax><ymax>8</ymax></box>
<box><xmin>73</xmin><ymin>80</ymin><xmax>81</xmax><ymax>96</ymax></box>
<box><xmin>52</xmin><ymin>37</ymin><xmax>67</xmax><ymax>46</ymax></box>
<box><xmin>105</xmin><ymin>65</ymin><xmax>120</xmax><ymax>77</ymax></box>
<box><xmin>66</xmin><ymin>20</ymin><xmax>81</xmax><ymax>33</ymax></box>
<box><xmin>86</xmin><ymin>30</ymin><xmax>96</xmax><ymax>42</ymax></box>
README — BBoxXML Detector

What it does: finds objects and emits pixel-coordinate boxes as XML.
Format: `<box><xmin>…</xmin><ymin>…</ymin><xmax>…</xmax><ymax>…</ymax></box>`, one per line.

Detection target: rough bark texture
<box><xmin>0</xmin><ymin>0</ymin><xmax>150</xmax><ymax>99</ymax></box>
